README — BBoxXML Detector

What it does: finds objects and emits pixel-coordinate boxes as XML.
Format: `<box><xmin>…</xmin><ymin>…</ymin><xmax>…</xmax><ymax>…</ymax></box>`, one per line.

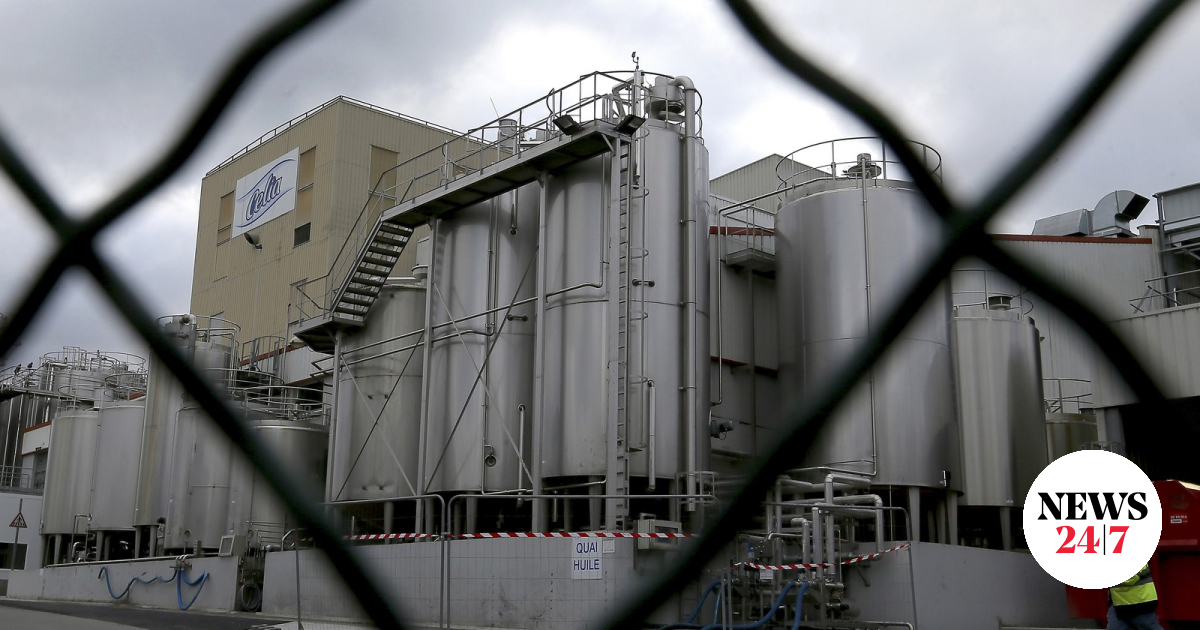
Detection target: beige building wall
<box><xmin>190</xmin><ymin>97</ymin><xmax>459</xmax><ymax>347</ymax></box>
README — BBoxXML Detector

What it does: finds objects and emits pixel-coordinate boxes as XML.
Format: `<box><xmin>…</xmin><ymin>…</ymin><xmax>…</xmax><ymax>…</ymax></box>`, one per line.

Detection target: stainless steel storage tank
<box><xmin>424</xmin><ymin>182</ymin><xmax>539</xmax><ymax>493</ymax></box>
<box><xmin>775</xmin><ymin>143</ymin><xmax>956</xmax><ymax>489</ymax></box>
<box><xmin>134</xmin><ymin>315</ymin><xmax>238</xmax><ymax>550</ymax></box>
<box><xmin>952</xmin><ymin>305</ymin><xmax>1046</xmax><ymax>506</ymax></box>
<box><xmin>41</xmin><ymin>405</ymin><xmax>99</xmax><ymax>534</ymax></box>
<box><xmin>1046</xmin><ymin>413</ymin><xmax>1098</xmax><ymax>461</ymax></box>
<box><xmin>230</xmin><ymin>388</ymin><xmax>329</xmax><ymax>545</ymax></box>
<box><xmin>541</xmin><ymin>93</ymin><xmax>711</xmax><ymax>489</ymax></box>
<box><xmin>91</xmin><ymin>398</ymin><xmax>147</xmax><ymax>530</ymax></box>
<box><xmin>333</xmin><ymin>282</ymin><xmax>425</xmax><ymax>501</ymax></box>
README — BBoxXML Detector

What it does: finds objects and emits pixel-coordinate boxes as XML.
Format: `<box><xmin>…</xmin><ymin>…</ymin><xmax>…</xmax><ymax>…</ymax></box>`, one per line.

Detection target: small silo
<box><xmin>775</xmin><ymin>143</ymin><xmax>957</xmax><ymax>531</ymax></box>
<box><xmin>951</xmin><ymin>303</ymin><xmax>1047</xmax><ymax>506</ymax></box>
<box><xmin>134</xmin><ymin>315</ymin><xmax>238</xmax><ymax>554</ymax></box>
<box><xmin>423</xmin><ymin>172</ymin><xmax>539</xmax><ymax>494</ymax></box>
<box><xmin>240</xmin><ymin>390</ymin><xmax>328</xmax><ymax>544</ymax></box>
<box><xmin>40</xmin><ymin>403</ymin><xmax>99</xmax><ymax>557</ymax></box>
<box><xmin>331</xmin><ymin>281</ymin><xmax>425</xmax><ymax>502</ymax></box>
<box><xmin>89</xmin><ymin>372</ymin><xmax>148</xmax><ymax>558</ymax></box>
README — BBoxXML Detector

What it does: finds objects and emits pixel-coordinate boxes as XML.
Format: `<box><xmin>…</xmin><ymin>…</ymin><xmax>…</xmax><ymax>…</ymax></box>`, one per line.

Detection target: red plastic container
<box><xmin>1064</xmin><ymin>480</ymin><xmax>1200</xmax><ymax>626</ymax></box>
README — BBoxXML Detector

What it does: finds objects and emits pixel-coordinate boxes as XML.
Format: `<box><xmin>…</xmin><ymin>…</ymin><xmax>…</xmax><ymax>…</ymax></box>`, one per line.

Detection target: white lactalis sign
<box><xmin>233</xmin><ymin>148</ymin><xmax>299</xmax><ymax>238</ymax></box>
<box><xmin>571</xmin><ymin>540</ymin><xmax>602</xmax><ymax>580</ymax></box>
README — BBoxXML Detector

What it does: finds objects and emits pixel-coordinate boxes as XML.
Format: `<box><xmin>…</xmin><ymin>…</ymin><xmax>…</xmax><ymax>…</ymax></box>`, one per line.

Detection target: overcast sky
<box><xmin>1</xmin><ymin>0</ymin><xmax>1198</xmax><ymax>365</ymax></box>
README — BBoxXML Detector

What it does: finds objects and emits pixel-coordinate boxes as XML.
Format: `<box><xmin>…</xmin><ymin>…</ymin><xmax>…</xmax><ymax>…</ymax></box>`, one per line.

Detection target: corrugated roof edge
<box><xmin>994</xmin><ymin>234</ymin><xmax>1153</xmax><ymax>245</ymax></box>
<box><xmin>1154</xmin><ymin>181</ymin><xmax>1200</xmax><ymax>197</ymax></box>
<box><xmin>205</xmin><ymin>95</ymin><xmax>463</xmax><ymax>177</ymax></box>
<box><xmin>711</xmin><ymin>153</ymin><xmax>814</xmax><ymax>181</ymax></box>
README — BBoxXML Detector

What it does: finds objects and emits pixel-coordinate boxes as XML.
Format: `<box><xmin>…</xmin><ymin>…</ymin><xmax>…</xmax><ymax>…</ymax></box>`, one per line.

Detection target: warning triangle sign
<box><xmin>9</xmin><ymin>512</ymin><xmax>27</xmax><ymax>528</ymax></box>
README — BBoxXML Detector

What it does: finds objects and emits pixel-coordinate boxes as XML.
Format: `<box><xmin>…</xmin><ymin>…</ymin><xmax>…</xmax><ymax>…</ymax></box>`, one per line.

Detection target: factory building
<box><xmin>190</xmin><ymin>96</ymin><xmax>462</xmax><ymax>346</ymax></box>
<box><xmin>1</xmin><ymin>70</ymin><xmax>1198</xmax><ymax>629</ymax></box>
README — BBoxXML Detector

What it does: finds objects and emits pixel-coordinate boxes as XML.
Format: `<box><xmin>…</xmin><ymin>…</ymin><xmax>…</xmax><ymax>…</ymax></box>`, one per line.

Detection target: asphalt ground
<box><xmin>0</xmin><ymin>599</ymin><xmax>285</xmax><ymax>630</ymax></box>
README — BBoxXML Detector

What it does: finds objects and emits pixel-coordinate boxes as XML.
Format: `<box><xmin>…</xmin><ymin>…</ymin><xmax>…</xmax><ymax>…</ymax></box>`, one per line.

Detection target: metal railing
<box><xmin>951</xmin><ymin>268</ymin><xmax>1036</xmax><ymax>316</ymax></box>
<box><xmin>0</xmin><ymin>464</ymin><xmax>35</xmax><ymax>491</ymax></box>
<box><xmin>1043</xmin><ymin>378</ymin><xmax>1093</xmax><ymax>414</ymax></box>
<box><xmin>0</xmin><ymin>0</ymin><xmax>1185</xmax><ymax>629</ymax></box>
<box><xmin>1130</xmin><ymin>267</ymin><xmax>1200</xmax><ymax>313</ymax></box>
<box><xmin>777</xmin><ymin>137</ymin><xmax>942</xmax><ymax>190</ymax></box>
<box><xmin>207</xmin><ymin>95</ymin><xmax>461</xmax><ymax>177</ymax></box>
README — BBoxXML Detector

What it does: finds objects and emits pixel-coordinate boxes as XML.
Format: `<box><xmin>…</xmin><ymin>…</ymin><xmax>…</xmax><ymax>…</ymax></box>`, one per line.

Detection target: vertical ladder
<box><xmin>611</xmin><ymin>141</ymin><xmax>635</xmax><ymax>528</ymax></box>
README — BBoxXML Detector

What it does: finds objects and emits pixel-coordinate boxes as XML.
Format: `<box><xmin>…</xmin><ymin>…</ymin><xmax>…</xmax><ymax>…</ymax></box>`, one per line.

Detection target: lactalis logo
<box><xmin>1023</xmin><ymin>450</ymin><xmax>1161</xmax><ymax>588</ymax></box>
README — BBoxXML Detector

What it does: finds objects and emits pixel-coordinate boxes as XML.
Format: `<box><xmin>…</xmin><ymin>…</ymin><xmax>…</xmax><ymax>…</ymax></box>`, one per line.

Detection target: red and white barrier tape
<box><xmin>457</xmin><ymin>531</ymin><xmax>695</xmax><ymax>539</ymax></box>
<box><xmin>738</xmin><ymin>543</ymin><xmax>910</xmax><ymax>570</ymax></box>
<box><xmin>346</xmin><ymin>533</ymin><xmax>436</xmax><ymax>541</ymax></box>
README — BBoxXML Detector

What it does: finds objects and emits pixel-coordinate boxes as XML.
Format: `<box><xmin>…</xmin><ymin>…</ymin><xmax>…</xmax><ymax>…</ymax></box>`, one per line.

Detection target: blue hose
<box><xmin>97</xmin><ymin>566</ymin><xmax>178</xmax><ymax>600</ymax></box>
<box><xmin>789</xmin><ymin>582</ymin><xmax>810</xmax><ymax>630</ymax></box>
<box><xmin>697</xmin><ymin>581</ymin><xmax>799</xmax><ymax>630</ymax></box>
<box><xmin>97</xmin><ymin>564</ymin><xmax>206</xmax><ymax>611</ymax></box>
<box><xmin>657</xmin><ymin>579</ymin><xmax>724</xmax><ymax>630</ymax></box>
<box><xmin>176</xmin><ymin>567</ymin><xmax>209</xmax><ymax>611</ymax></box>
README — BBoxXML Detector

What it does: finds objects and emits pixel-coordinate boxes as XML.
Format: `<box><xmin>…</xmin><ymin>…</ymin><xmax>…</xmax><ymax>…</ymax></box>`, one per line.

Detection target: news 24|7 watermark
<box><xmin>1023</xmin><ymin>450</ymin><xmax>1162</xmax><ymax>589</ymax></box>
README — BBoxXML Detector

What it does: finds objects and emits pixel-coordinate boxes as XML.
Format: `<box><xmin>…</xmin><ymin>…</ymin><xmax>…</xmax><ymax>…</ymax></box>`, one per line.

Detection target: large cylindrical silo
<box><xmin>952</xmin><ymin>305</ymin><xmax>1047</xmax><ymax>506</ymax></box>
<box><xmin>41</xmin><ymin>405</ymin><xmax>99</xmax><ymax>535</ymax></box>
<box><xmin>333</xmin><ymin>282</ymin><xmax>425</xmax><ymax>501</ymax></box>
<box><xmin>541</xmin><ymin>110</ymin><xmax>710</xmax><ymax>490</ymax></box>
<box><xmin>776</xmin><ymin>172</ymin><xmax>957</xmax><ymax>489</ymax></box>
<box><xmin>423</xmin><ymin>182</ymin><xmax>539</xmax><ymax>494</ymax></box>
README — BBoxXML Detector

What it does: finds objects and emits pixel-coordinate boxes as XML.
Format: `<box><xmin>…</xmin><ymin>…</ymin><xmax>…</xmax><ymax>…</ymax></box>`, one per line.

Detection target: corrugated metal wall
<box><xmin>1092</xmin><ymin>303</ymin><xmax>1200</xmax><ymax>407</ymax></box>
<box><xmin>711</xmin><ymin>154</ymin><xmax>815</xmax><ymax>205</ymax></box>
<box><xmin>987</xmin><ymin>235</ymin><xmax>1162</xmax><ymax>406</ymax></box>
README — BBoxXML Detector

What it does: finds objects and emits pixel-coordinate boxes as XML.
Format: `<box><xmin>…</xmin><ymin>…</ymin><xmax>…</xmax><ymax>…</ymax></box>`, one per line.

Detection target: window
<box><xmin>298</xmin><ymin>147</ymin><xmax>316</xmax><ymax>187</ymax></box>
<box><xmin>33</xmin><ymin>450</ymin><xmax>47</xmax><ymax>491</ymax></box>
<box><xmin>217</xmin><ymin>191</ymin><xmax>234</xmax><ymax>244</ymax></box>
<box><xmin>0</xmin><ymin>542</ymin><xmax>28</xmax><ymax>570</ymax></box>
<box><xmin>295</xmin><ymin>148</ymin><xmax>315</xmax><ymax>248</ymax></box>
<box><xmin>294</xmin><ymin>222</ymin><xmax>311</xmax><ymax>247</ymax></box>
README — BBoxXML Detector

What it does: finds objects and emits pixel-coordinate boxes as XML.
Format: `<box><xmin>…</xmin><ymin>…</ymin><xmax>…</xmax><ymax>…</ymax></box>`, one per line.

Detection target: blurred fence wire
<box><xmin>0</xmin><ymin>0</ymin><xmax>1187</xmax><ymax>628</ymax></box>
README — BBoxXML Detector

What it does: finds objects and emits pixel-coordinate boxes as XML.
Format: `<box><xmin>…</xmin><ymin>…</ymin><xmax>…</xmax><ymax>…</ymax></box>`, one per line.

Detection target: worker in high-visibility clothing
<box><xmin>1107</xmin><ymin>564</ymin><xmax>1164</xmax><ymax>630</ymax></box>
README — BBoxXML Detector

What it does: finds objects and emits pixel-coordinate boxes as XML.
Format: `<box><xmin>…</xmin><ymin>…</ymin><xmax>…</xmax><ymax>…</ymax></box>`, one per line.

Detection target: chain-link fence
<box><xmin>0</xmin><ymin>0</ymin><xmax>1187</xmax><ymax>628</ymax></box>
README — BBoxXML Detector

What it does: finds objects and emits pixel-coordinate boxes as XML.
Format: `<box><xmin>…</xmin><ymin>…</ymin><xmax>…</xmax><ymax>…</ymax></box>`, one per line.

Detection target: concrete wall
<box><xmin>263</xmin><ymin>538</ymin><xmax>688</xmax><ymax>630</ymax></box>
<box><xmin>8</xmin><ymin>555</ymin><xmax>241</xmax><ymax>613</ymax></box>
<box><xmin>854</xmin><ymin>542</ymin><xmax>1084</xmax><ymax>630</ymax></box>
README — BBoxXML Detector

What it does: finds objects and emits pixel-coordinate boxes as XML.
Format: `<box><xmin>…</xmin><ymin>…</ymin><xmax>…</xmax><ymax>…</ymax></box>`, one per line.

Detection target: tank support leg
<box><xmin>383</xmin><ymin>501</ymin><xmax>394</xmax><ymax>538</ymax></box>
<box><xmin>907</xmin><ymin>487</ymin><xmax>921</xmax><ymax>542</ymax></box>
<box><xmin>999</xmin><ymin>507</ymin><xmax>1013</xmax><ymax>551</ymax></box>
<box><xmin>947</xmin><ymin>491</ymin><xmax>958</xmax><ymax>546</ymax></box>
<box><xmin>134</xmin><ymin>527</ymin><xmax>142</xmax><ymax>559</ymax></box>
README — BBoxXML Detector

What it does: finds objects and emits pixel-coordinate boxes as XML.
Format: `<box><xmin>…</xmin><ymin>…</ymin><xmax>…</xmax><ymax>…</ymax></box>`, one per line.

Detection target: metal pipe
<box><xmin>416</xmin><ymin>220</ymin><xmax>439</xmax><ymax>532</ymax></box>
<box><xmin>517</xmin><ymin>404</ymin><xmax>526</xmax><ymax>490</ymax></box>
<box><xmin>531</xmin><ymin>176</ymin><xmax>548</xmax><ymax>530</ymax></box>
<box><xmin>947</xmin><ymin>490</ymin><xmax>958</xmax><ymax>546</ymax></box>
<box><xmin>712</xmin><ymin>206</ymin><xmax>724</xmax><ymax>406</ymax></box>
<box><xmin>787</xmin><ymin>517</ymin><xmax>812</xmax><ymax>564</ymax></box>
<box><xmin>812</xmin><ymin>506</ymin><xmax>823</xmax><ymax>579</ymax></box>
<box><xmin>324</xmin><ymin>331</ymin><xmax>345</xmax><ymax>505</ymax></box>
<box><xmin>670</xmin><ymin>75</ymin><xmax>700</xmax><ymax>504</ymax></box>
<box><xmin>646</xmin><ymin>381</ymin><xmax>656</xmax><ymax>491</ymax></box>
